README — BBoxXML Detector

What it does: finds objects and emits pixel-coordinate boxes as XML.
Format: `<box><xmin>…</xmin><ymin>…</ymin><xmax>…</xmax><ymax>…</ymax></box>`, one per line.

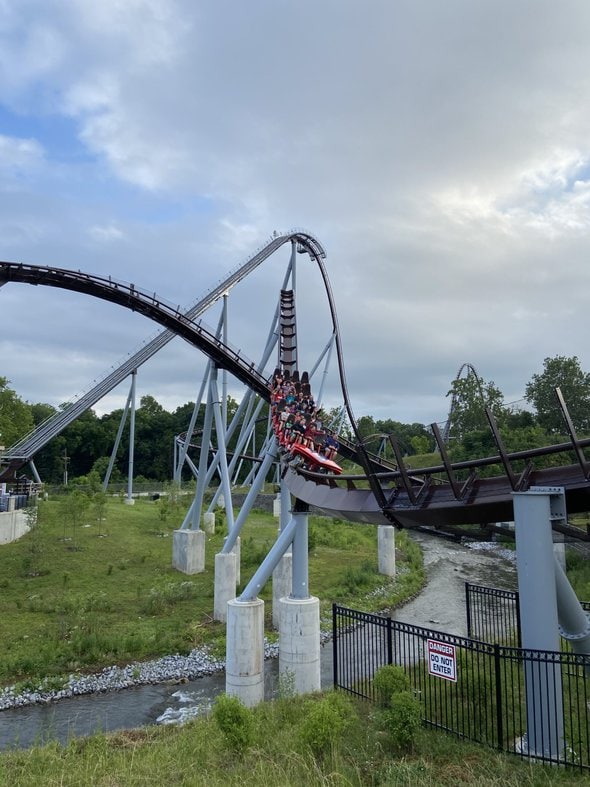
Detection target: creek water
<box><xmin>0</xmin><ymin>533</ymin><xmax>517</xmax><ymax>751</ymax></box>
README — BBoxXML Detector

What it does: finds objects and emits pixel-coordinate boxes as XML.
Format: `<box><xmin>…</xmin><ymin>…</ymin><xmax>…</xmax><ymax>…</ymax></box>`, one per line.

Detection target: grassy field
<box><xmin>2</xmin><ymin>690</ymin><xmax>588</xmax><ymax>786</ymax></box>
<box><xmin>0</xmin><ymin>494</ymin><xmax>423</xmax><ymax>687</ymax></box>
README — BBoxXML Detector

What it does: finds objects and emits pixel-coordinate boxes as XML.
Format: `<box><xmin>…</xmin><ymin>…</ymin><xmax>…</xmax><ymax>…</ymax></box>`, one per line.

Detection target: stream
<box><xmin>0</xmin><ymin>533</ymin><xmax>516</xmax><ymax>751</ymax></box>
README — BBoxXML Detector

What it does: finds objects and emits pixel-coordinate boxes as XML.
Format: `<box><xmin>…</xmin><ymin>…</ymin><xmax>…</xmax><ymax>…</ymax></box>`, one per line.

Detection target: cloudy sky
<box><xmin>2</xmin><ymin>0</ymin><xmax>590</xmax><ymax>431</ymax></box>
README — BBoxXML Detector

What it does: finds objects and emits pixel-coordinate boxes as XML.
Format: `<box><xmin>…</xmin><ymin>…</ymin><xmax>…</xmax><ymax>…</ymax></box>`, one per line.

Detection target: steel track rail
<box><xmin>0</xmin><ymin>229</ymin><xmax>324</xmax><ymax>475</ymax></box>
<box><xmin>3</xmin><ymin>249</ymin><xmax>590</xmax><ymax>528</ymax></box>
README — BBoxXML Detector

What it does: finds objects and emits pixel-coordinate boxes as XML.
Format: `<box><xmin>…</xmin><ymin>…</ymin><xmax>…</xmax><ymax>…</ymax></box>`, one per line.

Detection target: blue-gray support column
<box><xmin>290</xmin><ymin>239</ymin><xmax>297</xmax><ymax>295</ymax></box>
<box><xmin>174</xmin><ymin>360</ymin><xmax>211</xmax><ymax>482</ymax></box>
<box><xmin>28</xmin><ymin>460</ymin><xmax>42</xmax><ymax>486</ymax></box>
<box><xmin>554</xmin><ymin>557</ymin><xmax>590</xmax><ymax>667</ymax></box>
<box><xmin>103</xmin><ymin>381</ymin><xmax>133</xmax><ymax>490</ymax></box>
<box><xmin>185</xmin><ymin>371</ymin><xmax>215</xmax><ymax>530</ymax></box>
<box><xmin>309</xmin><ymin>334</ymin><xmax>336</xmax><ymax>408</ymax></box>
<box><xmin>291</xmin><ymin>506</ymin><xmax>310</xmax><ymax>599</ymax></box>
<box><xmin>210</xmin><ymin>369</ymin><xmax>234</xmax><ymax>532</ymax></box>
<box><xmin>239</xmin><ymin>515</ymin><xmax>298</xmax><ymax>601</ymax></box>
<box><xmin>222</xmin><ymin>436</ymin><xmax>278</xmax><ymax>553</ymax></box>
<box><xmin>125</xmin><ymin>370</ymin><xmax>137</xmax><ymax>505</ymax></box>
<box><xmin>222</xmin><ymin>294</ymin><xmax>228</xmax><ymax>429</ymax></box>
<box><xmin>513</xmin><ymin>487</ymin><xmax>564</xmax><ymax>759</ymax></box>
<box><xmin>280</xmin><ymin>480</ymin><xmax>291</xmax><ymax>530</ymax></box>
<box><xmin>211</xmin><ymin>396</ymin><xmax>264</xmax><ymax>507</ymax></box>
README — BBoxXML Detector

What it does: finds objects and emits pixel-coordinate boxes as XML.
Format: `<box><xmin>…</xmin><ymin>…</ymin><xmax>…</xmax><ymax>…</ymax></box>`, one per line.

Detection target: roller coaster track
<box><xmin>2</xmin><ymin>238</ymin><xmax>590</xmax><ymax>531</ymax></box>
<box><xmin>0</xmin><ymin>229</ymin><xmax>324</xmax><ymax>480</ymax></box>
<box><xmin>441</xmin><ymin>362</ymin><xmax>486</xmax><ymax>444</ymax></box>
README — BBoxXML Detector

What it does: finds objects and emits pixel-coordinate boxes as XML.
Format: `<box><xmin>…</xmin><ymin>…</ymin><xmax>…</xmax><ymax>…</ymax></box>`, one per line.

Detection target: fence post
<box><xmin>387</xmin><ymin>616</ymin><xmax>393</xmax><ymax>665</ymax></box>
<box><xmin>332</xmin><ymin>603</ymin><xmax>339</xmax><ymax>689</ymax></box>
<box><xmin>515</xmin><ymin>590</ymin><xmax>522</xmax><ymax>648</ymax></box>
<box><xmin>465</xmin><ymin>582</ymin><xmax>472</xmax><ymax>639</ymax></box>
<box><xmin>493</xmin><ymin>643</ymin><xmax>504</xmax><ymax>750</ymax></box>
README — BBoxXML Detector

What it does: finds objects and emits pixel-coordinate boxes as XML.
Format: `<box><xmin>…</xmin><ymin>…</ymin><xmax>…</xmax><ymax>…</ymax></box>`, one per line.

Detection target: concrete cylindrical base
<box><xmin>273</xmin><ymin>495</ymin><xmax>281</xmax><ymax>518</ymax></box>
<box><xmin>279</xmin><ymin>595</ymin><xmax>321</xmax><ymax>695</ymax></box>
<box><xmin>172</xmin><ymin>529</ymin><xmax>205</xmax><ymax>575</ymax></box>
<box><xmin>226</xmin><ymin>598</ymin><xmax>265</xmax><ymax>707</ymax></box>
<box><xmin>214</xmin><ymin>551</ymin><xmax>237</xmax><ymax>622</ymax></box>
<box><xmin>272</xmin><ymin>552</ymin><xmax>293</xmax><ymax>629</ymax></box>
<box><xmin>378</xmin><ymin>525</ymin><xmax>396</xmax><ymax>577</ymax></box>
<box><xmin>203</xmin><ymin>511</ymin><xmax>215</xmax><ymax>534</ymax></box>
<box><xmin>124</xmin><ymin>497</ymin><xmax>135</xmax><ymax>506</ymax></box>
<box><xmin>232</xmin><ymin>536</ymin><xmax>241</xmax><ymax>586</ymax></box>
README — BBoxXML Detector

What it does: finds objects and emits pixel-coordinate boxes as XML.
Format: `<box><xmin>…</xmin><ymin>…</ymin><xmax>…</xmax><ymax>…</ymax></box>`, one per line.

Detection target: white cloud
<box><xmin>88</xmin><ymin>223</ymin><xmax>125</xmax><ymax>242</ymax></box>
<box><xmin>4</xmin><ymin>0</ymin><xmax>590</xmax><ymax>429</ymax></box>
<box><xmin>0</xmin><ymin>134</ymin><xmax>44</xmax><ymax>176</ymax></box>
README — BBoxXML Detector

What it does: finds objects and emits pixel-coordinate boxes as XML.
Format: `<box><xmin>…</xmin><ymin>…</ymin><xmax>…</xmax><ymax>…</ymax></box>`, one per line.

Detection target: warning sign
<box><xmin>427</xmin><ymin>639</ymin><xmax>457</xmax><ymax>682</ymax></box>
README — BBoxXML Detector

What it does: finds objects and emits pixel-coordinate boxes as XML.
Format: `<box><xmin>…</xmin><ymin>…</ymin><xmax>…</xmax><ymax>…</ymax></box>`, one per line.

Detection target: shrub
<box><xmin>373</xmin><ymin>664</ymin><xmax>410</xmax><ymax>708</ymax></box>
<box><xmin>212</xmin><ymin>693</ymin><xmax>254</xmax><ymax>754</ymax></box>
<box><xmin>298</xmin><ymin>691</ymin><xmax>353</xmax><ymax>756</ymax></box>
<box><xmin>379</xmin><ymin>690</ymin><xmax>422</xmax><ymax>751</ymax></box>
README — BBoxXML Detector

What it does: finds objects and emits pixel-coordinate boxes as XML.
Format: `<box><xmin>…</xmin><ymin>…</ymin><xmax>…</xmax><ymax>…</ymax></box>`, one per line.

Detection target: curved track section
<box><xmin>441</xmin><ymin>362</ymin><xmax>486</xmax><ymax>444</ymax></box>
<box><xmin>3</xmin><ymin>246</ymin><xmax>590</xmax><ymax>528</ymax></box>
<box><xmin>0</xmin><ymin>229</ymin><xmax>324</xmax><ymax>480</ymax></box>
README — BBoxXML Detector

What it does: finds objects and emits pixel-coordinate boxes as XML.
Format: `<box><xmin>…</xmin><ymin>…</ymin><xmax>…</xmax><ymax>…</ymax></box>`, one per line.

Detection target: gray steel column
<box><xmin>126</xmin><ymin>370</ymin><xmax>137</xmax><ymax>504</ymax></box>
<box><xmin>28</xmin><ymin>460</ymin><xmax>42</xmax><ymax>485</ymax></box>
<box><xmin>280</xmin><ymin>479</ymin><xmax>291</xmax><ymax>531</ymax></box>
<box><xmin>222</xmin><ymin>293</ymin><xmax>228</xmax><ymax>429</ymax></box>
<box><xmin>210</xmin><ymin>370</ymin><xmax>234</xmax><ymax>532</ymax></box>
<box><xmin>290</xmin><ymin>239</ymin><xmax>297</xmax><ymax>294</ymax></box>
<box><xmin>309</xmin><ymin>334</ymin><xmax>335</xmax><ymax>408</ymax></box>
<box><xmin>239</xmin><ymin>514</ymin><xmax>298</xmax><ymax>601</ymax></box>
<box><xmin>174</xmin><ymin>360</ymin><xmax>210</xmax><ymax>482</ymax></box>
<box><xmin>186</xmin><ymin>370</ymin><xmax>215</xmax><ymax>530</ymax></box>
<box><xmin>222</xmin><ymin>436</ymin><xmax>278</xmax><ymax>553</ymax></box>
<box><xmin>102</xmin><ymin>382</ymin><xmax>133</xmax><ymax>491</ymax></box>
<box><xmin>513</xmin><ymin>487</ymin><xmax>564</xmax><ymax>759</ymax></box>
<box><xmin>554</xmin><ymin>556</ymin><xmax>590</xmax><ymax>662</ymax></box>
<box><xmin>291</xmin><ymin>506</ymin><xmax>309</xmax><ymax>599</ymax></box>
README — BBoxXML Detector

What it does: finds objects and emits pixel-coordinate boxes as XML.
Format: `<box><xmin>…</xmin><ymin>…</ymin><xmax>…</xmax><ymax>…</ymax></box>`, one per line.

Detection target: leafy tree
<box><xmin>0</xmin><ymin>377</ymin><xmax>34</xmax><ymax>448</ymax></box>
<box><xmin>525</xmin><ymin>355</ymin><xmax>590</xmax><ymax>434</ymax></box>
<box><xmin>60</xmin><ymin>489</ymin><xmax>90</xmax><ymax>548</ymax></box>
<box><xmin>446</xmin><ymin>373</ymin><xmax>507</xmax><ymax>440</ymax></box>
<box><xmin>30</xmin><ymin>402</ymin><xmax>56</xmax><ymax>427</ymax></box>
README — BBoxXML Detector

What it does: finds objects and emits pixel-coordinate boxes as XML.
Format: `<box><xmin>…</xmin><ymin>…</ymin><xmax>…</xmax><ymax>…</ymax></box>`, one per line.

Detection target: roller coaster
<box><xmin>2</xmin><ymin>229</ymin><xmax>590</xmax><ymax>537</ymax></box>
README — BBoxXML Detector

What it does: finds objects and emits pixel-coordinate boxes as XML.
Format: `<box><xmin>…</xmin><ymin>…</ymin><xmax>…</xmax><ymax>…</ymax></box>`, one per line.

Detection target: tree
<box><xmin>0</xmin><ymin>377</ymin><xmax>34</xmax><ymax>448</ymax></box>
<box><xmin>525</xmin><ymin>356</ymin><xmax>590</xmax><ymax>434</ymax></box>
<box><xmin>446</xmin><ymin>374</ymin><xmax>507</xmax><ymax>440</ymax></box>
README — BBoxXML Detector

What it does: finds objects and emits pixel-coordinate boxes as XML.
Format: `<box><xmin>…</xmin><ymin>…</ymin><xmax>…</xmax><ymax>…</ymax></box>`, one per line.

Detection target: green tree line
<box><xmin>1</xmin><ymin>355</ymin><xmax>589</xmax><ymax>485</ymax></box>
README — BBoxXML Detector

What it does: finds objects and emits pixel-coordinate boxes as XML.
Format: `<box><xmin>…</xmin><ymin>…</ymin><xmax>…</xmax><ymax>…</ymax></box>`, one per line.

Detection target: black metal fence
<box><xmin>333</xmin><ymin>603</ymin><xmax>590</xmax><ymax>769</ymax></box>
<box><xmin>465</xmin><ymin>582</ymin><xmax>590</xmax><ymax>646</ymax></box>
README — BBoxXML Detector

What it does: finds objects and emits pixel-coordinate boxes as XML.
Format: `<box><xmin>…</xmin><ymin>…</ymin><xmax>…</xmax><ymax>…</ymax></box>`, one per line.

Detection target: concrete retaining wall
<box><xmin>0</xmin><ymin>510</ymin><xmax>30</xmax><ymax>544</ymax></box>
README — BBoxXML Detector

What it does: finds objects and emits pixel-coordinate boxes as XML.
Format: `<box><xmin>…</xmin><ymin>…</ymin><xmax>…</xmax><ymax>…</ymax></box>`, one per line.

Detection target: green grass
<box><xmin>1</xmin><ymin>692</ymin><xmax>588</xmax><ymax>786</ymax></box>
<box><xmin>0</xmin><ymin>496</ymin><xmax>423</xmax><ymax>686</ymax></box>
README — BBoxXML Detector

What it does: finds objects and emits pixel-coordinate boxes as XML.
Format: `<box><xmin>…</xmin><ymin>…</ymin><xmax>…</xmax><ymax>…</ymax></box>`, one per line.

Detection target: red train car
<box><xmin>289</xmin><ymin>443</ymin><xmax>343</xmax><ymax>475</ymax></box>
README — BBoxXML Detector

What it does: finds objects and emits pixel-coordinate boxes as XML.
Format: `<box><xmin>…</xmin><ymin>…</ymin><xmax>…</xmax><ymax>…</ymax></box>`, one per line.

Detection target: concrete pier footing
<box><xmin>378</xmin><ymin>525</ymin><xmax>396</xmax><ymax>577</ymax></box>
<box><xmin>272</xmin><ymin>552</ymin><xmax>292</xmax><ymax>629</ymax></box>
<box><xmin>232</xmin><ymin>536</ymin><xmax>241</xmax><ymax>586</ymax></box>
<box><xmin>273</xmin><ymin>494</ymin><xmax>281</xmax><ymax>518</ymax></box>
<box><xmin>172</xmin><ymin>529</ymin><xmax>205</xmax><ymax>574</ymax></box>
<box><xmin>202</xmin><ymin>512</ymin><xmax>215</xmax><ymax>534</ymax></box>
<box><xmin>214</xmin><ymin>551</ymin><xmax>237</xmax><ymax>622</ymax></box>
<box><xmin>279</xmin><ymin>595</ymin><xmax>321</xmax><ymax>695</ymax></box>
<box><xmin>226</xmin><ymin>598</ymin><xmax>265</xmax><ymax>706</ymax></box>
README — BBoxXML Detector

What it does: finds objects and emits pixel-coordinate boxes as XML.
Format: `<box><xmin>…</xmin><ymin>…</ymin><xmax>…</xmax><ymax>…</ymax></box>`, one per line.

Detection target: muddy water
<box><xmin>0</xmin><ymin>533</ymin><xmax>516</xmax><ymax>750</ymax></box>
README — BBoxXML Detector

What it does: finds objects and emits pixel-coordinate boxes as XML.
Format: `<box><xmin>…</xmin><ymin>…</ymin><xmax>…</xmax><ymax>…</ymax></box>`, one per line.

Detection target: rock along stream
<box><xmin>0</xmin><ymin>532</ymin><xmax>517</xmax><ymax>751</ymax></box>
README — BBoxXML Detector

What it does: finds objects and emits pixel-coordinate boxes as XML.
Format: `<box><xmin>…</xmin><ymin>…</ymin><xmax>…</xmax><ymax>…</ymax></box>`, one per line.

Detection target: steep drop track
<box><xmin>2</xmin><ymin>231</ymin><xmax>590</xmax><ymax>531</ymax></box>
